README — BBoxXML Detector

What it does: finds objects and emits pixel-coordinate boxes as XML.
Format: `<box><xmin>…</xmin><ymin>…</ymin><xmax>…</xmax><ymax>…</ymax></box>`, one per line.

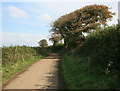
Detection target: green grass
<box><xmin>62</xmin><ymin>54</ymin><xmax>118</xmax><ymax>89</ymax></box>
<box><xmin>2</xmin><ymin>55</ymin><xmax>43</xmax><ymax>84</ymax></box>
<box><xmin>2</xmin><ymin>45</ymin><xmax>51</xmax><ymax>84</ymax></box>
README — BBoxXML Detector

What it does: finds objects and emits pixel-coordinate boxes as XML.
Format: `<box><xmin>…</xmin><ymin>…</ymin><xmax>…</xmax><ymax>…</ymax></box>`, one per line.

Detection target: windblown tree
<box><xmin>51</xmin><ymin>4</ymin><xmax>115</xmax><ymax>48</ymax></box>
<box><xmin>49</xmin><ymin>33</ymin><xmax>63</xmax><ymax>46</ymax></box>
<box><xmin>38</xmin><ymin>39</ymin><xmax>48</xmax><ymax>47</ymax></box>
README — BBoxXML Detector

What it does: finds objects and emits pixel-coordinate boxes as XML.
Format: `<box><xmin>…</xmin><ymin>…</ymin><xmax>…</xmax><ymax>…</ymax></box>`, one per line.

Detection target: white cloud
<box><xmin>8</xmin><ymin>5</ymin><xmax>29</xmax><ymax>19</ymax></box>
<box><xmin>37</xmin><ymin>14</ymin><xmax>52</xmax><ymax>22</ymax></box>
<box><xmin>2</xmin><ymin>32</ymin><xmax>52</xmax><ymax>47</ymax></box>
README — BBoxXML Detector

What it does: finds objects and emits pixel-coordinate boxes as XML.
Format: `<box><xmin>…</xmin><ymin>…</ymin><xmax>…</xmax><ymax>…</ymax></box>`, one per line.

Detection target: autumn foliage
<box><xmin>51</xmin><ymin>4</ymin><xmax>115</xmax><ymax>49</ymax></box>
<box><xmin>49</xmin><ymin>33</ymin><xmax>62</xmax><ymax>46</ymax></box>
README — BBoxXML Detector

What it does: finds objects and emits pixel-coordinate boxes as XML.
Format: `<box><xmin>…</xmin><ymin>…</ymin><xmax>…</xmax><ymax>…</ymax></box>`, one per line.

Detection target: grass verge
<box><xmin>2</xmin><ymin>55</ymin><xmax>43</xmax><ymax>84</ymax></box>
<box><xmin>61</xmin><ymin>54</ymin><xmax>118</xmax><ymax>89</ymax></box>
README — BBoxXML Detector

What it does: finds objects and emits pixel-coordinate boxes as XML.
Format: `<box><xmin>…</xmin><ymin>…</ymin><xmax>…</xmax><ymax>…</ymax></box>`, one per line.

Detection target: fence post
<box><xmin>88</xmin><ymin>56</ymin><xmax>90</xmax><ymax>75</ymax></box>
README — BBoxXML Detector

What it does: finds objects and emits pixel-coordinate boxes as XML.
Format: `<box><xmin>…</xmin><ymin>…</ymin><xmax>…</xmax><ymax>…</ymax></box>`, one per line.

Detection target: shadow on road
<box><xmin>35</xmin><ymin>53</ymin><xmax>65</xmax><ymax>89</ymax></box>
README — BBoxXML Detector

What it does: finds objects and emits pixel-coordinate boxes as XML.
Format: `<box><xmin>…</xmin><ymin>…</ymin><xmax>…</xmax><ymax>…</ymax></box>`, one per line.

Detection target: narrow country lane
<box><xmin>3</xmin><ymin>53</ymin><xmax>62</xmax><ymax>90</ymax></box>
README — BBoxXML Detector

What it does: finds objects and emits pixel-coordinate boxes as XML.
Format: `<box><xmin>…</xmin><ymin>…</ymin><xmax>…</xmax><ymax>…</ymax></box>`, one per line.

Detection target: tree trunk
<box><xmin>53</xmin><ymin>41</ymin><xmax>58</xmax><ymax>46</ymax></box>
<box><xmin>64</xmin><ymin>38</ymin><xmax>68</xmax><ymax>48</ymax></box>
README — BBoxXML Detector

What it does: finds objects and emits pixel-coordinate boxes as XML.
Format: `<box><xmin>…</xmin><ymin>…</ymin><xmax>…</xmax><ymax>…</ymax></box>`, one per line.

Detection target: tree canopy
<box><xmin>38</xmin><ymin>39</ymin><xmax>48</xmax><ymax>47</ymax></box>
<box><xmin>51</xmin><ymin>4</ymin><xmax>115</xmax><ymax>48</ymax></box>
<box><xmin>49</xmin><ymin>33</ymin><xmax>63</xmax><ymax>46</ymax></box>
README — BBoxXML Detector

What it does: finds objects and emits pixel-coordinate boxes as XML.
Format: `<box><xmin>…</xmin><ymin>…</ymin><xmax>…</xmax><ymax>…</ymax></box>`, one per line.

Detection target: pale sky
<box><xmin>0</xmin><ymin>0</ymin><xmax>119</xmax><ymax>47</ymax></box>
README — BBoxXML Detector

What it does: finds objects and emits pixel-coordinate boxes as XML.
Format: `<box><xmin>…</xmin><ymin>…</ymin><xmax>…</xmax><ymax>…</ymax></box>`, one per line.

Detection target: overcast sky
<box><xmin>0</xmin><ymin>0</ymin><xmax>119</xmax><ymax>47</ymax></box>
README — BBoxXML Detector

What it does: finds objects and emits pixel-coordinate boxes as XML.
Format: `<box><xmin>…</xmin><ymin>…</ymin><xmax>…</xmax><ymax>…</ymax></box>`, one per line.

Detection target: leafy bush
<box><xmin>2</xmin><ymin>46</ymin><xmax>36</xmax><ymax>66</ymax></box>
<box><xmin>2</xmin><ymin>45</ymin><xmax>52</xmax><ymax>67</ymax></box>
<box><xmin>76</xmin><ymin>24</ymin><xmax>120</xmax><ymax>88</ymax></box>
<box><xmin>79</xmin><ymin>25</ymin><xmax>120</xmax><ymax>73</ymax></box>
<box><xmin>51</xmin><ymin>43</ymin><xmax>64</xmax><ymax>52</ymax></box>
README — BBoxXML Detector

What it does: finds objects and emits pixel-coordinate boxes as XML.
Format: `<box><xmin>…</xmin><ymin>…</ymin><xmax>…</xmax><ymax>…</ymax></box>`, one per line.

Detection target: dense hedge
<box><xmin>2</xmin><ymin>45</ymin><xmax>51</xmax><ymax>66</ymax></box>
<box><xmin>79</xmin><ymin>25</ymin><xmax>120</xmax><ymax>71</ymax></box>
<box><xmin>51</xmin><ymin>43</ymin><xmax>64</xmax><ymax>52</ymax></box>
<box><xmin>77</xmin><ymin>24</ymin><xmax>120</xmax><ymax>87</ymax></box>
<box><xmin>61</xmin><ymin>24</ymin><xmax>120</xmax><ymax>89</ymax></box>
